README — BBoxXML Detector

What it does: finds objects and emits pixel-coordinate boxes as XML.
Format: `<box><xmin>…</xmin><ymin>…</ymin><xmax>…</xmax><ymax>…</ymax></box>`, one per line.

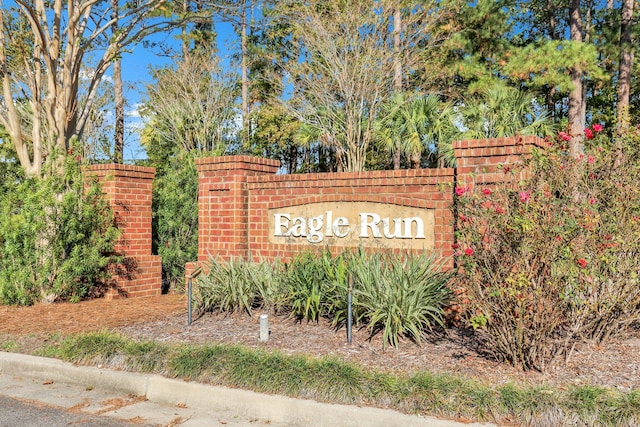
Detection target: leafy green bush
<box><xmin>151</xmin><ymin>152</ymin><xmax>198</xmax><ymax>292</ymax></box>
<box><xmin>350</xmin><ymin>251</ymin><xmax>453</xmax><ymax>348</ymax></box>
<box><xmin>283</xmin><ymin>248</ymin><xmax>454</xmax><ymax>348</ymax></box>
<box><xmin>195</xmin><ymin>257</ymin><xmax>284</xmax><ymax>315</ymax></box>
<box><xmin>0</xmin><ymin>156</ymin><xmax>120</xmax><ymax>305</ymax></box>
<box><xmin>195</xmin><ymin>249</ymin><xmax>452</xmax><ymax>348</ymax></box>
<box><xmin>282</xmin><ymin>251</ymin><xmax>335</xmax><ymax>322</ymax></box>
<box><xmin>455</xmin><ymin>126</ymin><xmax>640</xmax><ymax>371</ymax></box>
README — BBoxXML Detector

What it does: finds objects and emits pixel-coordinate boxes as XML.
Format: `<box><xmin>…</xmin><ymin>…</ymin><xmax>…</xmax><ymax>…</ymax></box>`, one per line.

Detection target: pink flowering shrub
<box><xmin>454</xmin><ymin>126</ymin><xmax>640</xmax><ymax>371</ymax></box>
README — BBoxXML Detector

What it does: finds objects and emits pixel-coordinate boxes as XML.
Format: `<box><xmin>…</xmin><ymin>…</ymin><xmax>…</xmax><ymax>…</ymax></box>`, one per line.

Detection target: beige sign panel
<box><xmin>268</xmin><ymin>202</ymin><xmax>434</xmax><ymax>250</ymax></box>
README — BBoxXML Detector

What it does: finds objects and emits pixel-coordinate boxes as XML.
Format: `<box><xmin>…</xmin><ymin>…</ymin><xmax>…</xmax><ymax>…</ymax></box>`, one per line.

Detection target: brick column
<box><xmin>194</xmin><ymin>156</ymin><xmax>280</xmax><ymax>262</ymax></box>
<box><xmin>86</xmin><ymin>164</ymin><xmax>161</xmax><ymax>299</ymax></box>
<box><xmin>453</xmin><ymin>135</ymin><xmax>547</xmax><ymax>188</ymax></box>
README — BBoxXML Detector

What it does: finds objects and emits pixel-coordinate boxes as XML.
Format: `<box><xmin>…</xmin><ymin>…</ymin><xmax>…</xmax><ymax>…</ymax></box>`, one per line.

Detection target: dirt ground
<box><xmin>2</xmin><ymin>293</ymin><xmax>640</xmax><ymax>391</ymax></box>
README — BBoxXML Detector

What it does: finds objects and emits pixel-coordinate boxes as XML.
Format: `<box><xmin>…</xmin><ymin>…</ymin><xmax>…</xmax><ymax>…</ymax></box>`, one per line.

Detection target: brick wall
<box><xmin>189</xmin><ymin>136</ymin><xmax>545</xmax><ymax>272</ymax></box>
<box><xmin>452</xmin><ymin>135</ymin><xmax>547</xmax><ymax>188</ymax></box>
<box><xmin>86</xmin><ymin>164</ymin><xmax>161</xmax><ymax>299</ymax></box>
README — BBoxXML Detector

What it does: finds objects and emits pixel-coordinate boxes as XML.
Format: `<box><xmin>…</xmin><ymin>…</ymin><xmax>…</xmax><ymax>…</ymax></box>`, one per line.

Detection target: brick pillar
<box><xmin>453</xmin><ymin>135</ymin><xmax>547</xmax><ymax>188</ymax></box>
<box><xmin>86</xmin><ymin>164</ymin><xmax>162</xmax><ymax>299</ymax></box>
<box><xmin>194</xmin><ymin>156</ymin><xmax>280</xmax><ymax>262</ymax></box>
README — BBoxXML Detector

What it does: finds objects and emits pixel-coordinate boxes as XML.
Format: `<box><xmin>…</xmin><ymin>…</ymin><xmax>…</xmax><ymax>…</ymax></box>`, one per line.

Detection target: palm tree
<box><xmin>375</xmin><ymin>93</ymin><xmax>457</xmax><ymax>169</ymax></box>
<box><xmin>458</xmin><ymin>85</ymin><xmax>554</xmax><ymax>140</ymax></box>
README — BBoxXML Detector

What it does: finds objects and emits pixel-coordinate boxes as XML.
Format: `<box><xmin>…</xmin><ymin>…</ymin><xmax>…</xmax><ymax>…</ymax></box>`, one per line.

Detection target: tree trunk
<box><xmin>616</xmin><ymin>0</ymin><xmax>633</xmax><ymax>133</ymax></box>
<box><xmin>112</xmin><ymin>0</ymin><xmax>124</xmax><ymax>163</ymax></box>
<box><xmin>393</xmin><ymin>7</ymin><xmax>402</xmax><ymax>92</ymax></box>
<box><xmin>545</xmin><ymin>0</ymin><xmax>557</xmax><ymax>115</ymax></box>
<box><xmin>392</xmin><ymin>6</ymin><xmax>402</xmax><ymax>170</ymax></box>
<box><xmin>567</xmin><ymin>0</ymin><xmax>584</xmax><ymax>158</ymax></box>
<box><xmin>241</xmin><ymin>0</ymin><xmax>250</xmax><ymax>149</ymax></box>
<box><xmin>113</xmin><ymin>59</ymin><xmax>125</xmax><ymax>163</ymax></box>
<box><xmin>181</xmin><ymin>0</ymin><xmax>189</xmax><ymax>56</ymax></box>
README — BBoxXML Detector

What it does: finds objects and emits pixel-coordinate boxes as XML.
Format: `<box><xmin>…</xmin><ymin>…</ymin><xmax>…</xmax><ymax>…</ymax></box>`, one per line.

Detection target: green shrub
<box><xmin>195</xmin><ymin>249</ymin><xmax>452</xmax><ymax>347</ymax></box>
<box><xmin>320</xmin><ymin>250</ymin><xmax>355</xmax><ymax>327</ymax></box>
<box><xmin>0</xmin><ymin>156</ymin><xmax>120</xmax><ymax>305</ymax></box>
<box><xmin>282</xmin><ymin>251</ymin><xmax>333</xmax><ymax>322</ymax></box>
<box><xmin>195</xmin><ymin>257</ymin><xmax>284</xmax><ymax>315</ymax></box>
<box><xmin>351</xmin><ymin>251</ymin><xmax>453</xmax><ymax>348</ymax></box>
<box><xmin>151</xmin><ymin>152</ymin><xmax>198</xmax><ymax>292</ymax></box>
<box><xmin>454</xmin><ymin>126</ymin><xmax>640</xmax><ymax>371</ymax></box>
<box><xmin>282</xmin><ymin>249</ymin><xmax>452</xmax><ymax>347</ymax></box>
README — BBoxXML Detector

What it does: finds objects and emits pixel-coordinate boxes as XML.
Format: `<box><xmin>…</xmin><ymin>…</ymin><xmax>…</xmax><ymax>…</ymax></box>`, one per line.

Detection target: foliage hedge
<box><xmin>455</xmin><ymin>126</ymin><xmax>640</xmax><ymax>371</ymax></box>
<box><xmin>151</xmin><ymin>152</ymin><xmax>198</xmax><ymax>292</ymax></box>
<box><xmin>0</xmin><ymin>156</ymin><xmax>120</xmax><ymax>305</ymax></box>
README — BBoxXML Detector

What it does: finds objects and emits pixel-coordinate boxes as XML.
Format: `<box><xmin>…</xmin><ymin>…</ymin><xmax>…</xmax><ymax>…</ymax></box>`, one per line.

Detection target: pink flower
<box><xmin>592</xmin><ymin>123</ymin><xmax>603</xmax><ymax>132</ymax></box>
<box><xmin>464</xmin><ymin>247</ymin><xmax>474</xmax><ymax>256</ymax></box>
<box><xmin>577</xmin><ymin>259</ymin><xmax>588</xmax><ymax>268</ymax></box>
<box><xmin>589</xmin><ymin>197</ymin><xmax>596</xmax><ymax>205</ymax></box>
<box><xmin>584</xmin><ymin>128</ymin><xmax>594</xmax><ymax>140</ymax></box>
<box><xmin>559</xmin><ymin>131</ymin><xmax>571</xmax><ymax>142</ymax></box>
<box><xmin>587</xmin><ymin>156</ymin><xmax>594</xmax><ymax>164</ymax></box>
<box><xmin>455</xmin><ymin>187</ymin><xmax>468</xmax><ymax>196</ymax></box>
<box><xmin>482</xmin><ymin>188</ymin><xmax>492</xmax><ymax>196</ymax></box>
<box><xmin>519</xmin><ymin>191</ymin><xmax>530</xmax><ymax>202</ymax></box>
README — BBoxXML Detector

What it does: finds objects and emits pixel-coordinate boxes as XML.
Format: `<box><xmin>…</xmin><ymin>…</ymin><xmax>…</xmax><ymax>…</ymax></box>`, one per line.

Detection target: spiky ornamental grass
<box><xmin>196</xmin><ymin>250</ymin><xmax>452</xmax><ymax>348</ymax></box>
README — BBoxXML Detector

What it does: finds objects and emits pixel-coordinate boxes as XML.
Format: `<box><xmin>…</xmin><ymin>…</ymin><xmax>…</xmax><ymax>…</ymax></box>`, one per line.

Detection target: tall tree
<box><xmin>141</xmin><ymin>51</ymin><xmax>238</xmax><ymax>156</ymax></box>
<box><xmin>240</xmin><ymin>0</ymin><xmax>250</xmax><ymax>148</ymax></box>
<box><xmin>0</xmin><ymin>0</ymin><xmax>174</xmax><ymax>178</ymax></box>
<box><xmin>275</xmin><ymin>0</ymin><xmax>456</xmax><ymax>172</ymax></box>
<box><xmin>204</xmin><ymin>1</ymin><xmax>258</xmax><ymax>149</ymax></box>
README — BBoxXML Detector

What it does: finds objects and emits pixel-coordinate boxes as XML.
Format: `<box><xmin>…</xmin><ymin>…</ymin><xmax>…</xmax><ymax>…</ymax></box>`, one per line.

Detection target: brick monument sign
<box><xmin>83</xmin><ymin>136</ymin><xmax>544</xmax><ymax>296</ymax></box>
<box><xmin>187</xmin><ymin>136</ymin><xmax>545</xmax><ymax>276</ymax></box>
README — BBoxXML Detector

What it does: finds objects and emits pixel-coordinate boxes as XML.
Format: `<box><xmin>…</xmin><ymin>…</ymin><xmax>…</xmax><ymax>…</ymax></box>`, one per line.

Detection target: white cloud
<box><xmin>127</xmin><ymin>103</ymin><xmax>143</xmax><ymax>118</ymax></box>
<box><xmin>79</xmin><ymin>69</ymin><xmax>113</xmax><ymax>83</ymax></box>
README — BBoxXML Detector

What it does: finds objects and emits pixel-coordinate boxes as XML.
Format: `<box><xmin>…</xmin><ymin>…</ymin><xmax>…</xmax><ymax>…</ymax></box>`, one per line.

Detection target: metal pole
<box><xmin>188</xmin><ymin>277</ymin><xmax>193</xmax><ymax>326</ymax></box>
<box><xmin>187</xmin><ymin>267</ymin><xmax>202</xmax><ymax>327</ymax></box>
<box><xmin>347</xmin><ymin>274</ymin><xmax>353</xmax><ymax>344</ymax></box>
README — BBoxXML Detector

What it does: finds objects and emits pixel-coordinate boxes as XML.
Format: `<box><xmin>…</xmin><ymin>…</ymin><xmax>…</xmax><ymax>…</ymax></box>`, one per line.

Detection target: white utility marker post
<box><xmin>259</xmin><ymin>314</ymin><xmax>269</xmax><ymax>342</ymax></box>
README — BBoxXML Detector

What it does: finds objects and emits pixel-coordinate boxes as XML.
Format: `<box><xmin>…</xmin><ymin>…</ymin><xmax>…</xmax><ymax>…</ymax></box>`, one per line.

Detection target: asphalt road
<box><xmin>0</xmin><ymin>394</ymin><xmax>136</xmax><ymax>427</ymax></box>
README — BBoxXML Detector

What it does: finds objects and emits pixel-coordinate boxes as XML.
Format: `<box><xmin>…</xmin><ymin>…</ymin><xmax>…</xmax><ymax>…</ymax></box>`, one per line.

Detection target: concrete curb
<box><xmin>0</xmin><ymin>351</ymin><xmax>494</xmax><ymax>427</ymax></box>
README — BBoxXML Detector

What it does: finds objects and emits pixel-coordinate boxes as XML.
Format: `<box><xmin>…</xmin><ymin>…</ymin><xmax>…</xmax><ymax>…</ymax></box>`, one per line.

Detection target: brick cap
<box><xmin>85</xmin><ymin>164</ymin><xmax>156</xmax><ymax>180</ymax></box>
<box><xmin>195</xmin><ymin>155</ymin><xmax>280</xmax><ymax>174</ymax></box>
<box><xmin>452</xmin><ymin>135</ymin><xmax>547</xmax><ymax>151</ymax></box>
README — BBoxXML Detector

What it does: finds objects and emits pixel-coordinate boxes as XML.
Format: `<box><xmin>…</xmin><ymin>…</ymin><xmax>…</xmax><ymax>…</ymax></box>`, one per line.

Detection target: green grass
<box><xmin>0</xmin><ymin>339</ymin><xmax>18</xmax><ymax>352</ymax></box>
<box><xmin>26</xmin><ymin>330</ymin><xmax>640</xmax><ymax>427</ymax></box>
